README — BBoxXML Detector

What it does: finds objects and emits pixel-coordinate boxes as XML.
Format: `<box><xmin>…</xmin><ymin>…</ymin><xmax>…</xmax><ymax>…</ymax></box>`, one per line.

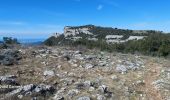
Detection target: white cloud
<box><xmin>130</xmin><ymin>22</ymin><xmax>151</xmax><ymax>28</ymax></box>
<box><xmin>99</xmin><ymin>0</ymin><xmax>119</xmax><ymax>7</ymax></box>
<box><xmin>0</xmin><ymin>24</ymin><xmax>63</xmax><ymax>33</ymax></box>
<box><xmin>97</xmin><ymin>4</ymin><xmax>104</xmax><ymax>10</ymax></box>
<box><xmin>0</xmin><ymin>21</ymin><xmax>26</xmax><ymax>25</ymax></box>
<box><xmin>0</xmin><ymin>23</ymin><xmax>64</xmax><ymax>39</ymax></box>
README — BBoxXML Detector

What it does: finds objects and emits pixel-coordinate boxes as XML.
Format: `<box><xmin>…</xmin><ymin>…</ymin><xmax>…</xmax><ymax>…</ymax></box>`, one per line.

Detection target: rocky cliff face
<box><xmin>51</xmin><ymin>25</ymin><xmax>155</xmax><ymax>43</ymax></box>
<box><xmin>64</xmin><ymin>26</ymin><xmax>92</xmax><ymax>37</ymax></box>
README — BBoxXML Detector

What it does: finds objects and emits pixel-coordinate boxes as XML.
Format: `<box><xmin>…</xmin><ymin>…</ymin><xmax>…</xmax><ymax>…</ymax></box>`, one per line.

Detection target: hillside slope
<box><xmin>44</xmin><ymin>25</ymin><xmax>170</xmax><ymax>57</ymax></box>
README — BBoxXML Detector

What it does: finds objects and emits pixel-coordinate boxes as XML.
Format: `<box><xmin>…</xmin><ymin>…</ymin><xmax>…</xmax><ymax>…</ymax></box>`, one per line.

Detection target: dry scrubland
<box><xmin>0</xmin><ymin>46</ymin><xmax>169</xmax><ymax>100</ymax></box>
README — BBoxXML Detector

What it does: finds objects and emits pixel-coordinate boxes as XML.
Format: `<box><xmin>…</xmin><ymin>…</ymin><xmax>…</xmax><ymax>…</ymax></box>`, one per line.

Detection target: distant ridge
<box><xmin>18</xmin><ymin>38</ymin><xmax>45</xmax><ymax>43</ymax></box>
<box><xmin>44</xmin><ymin>25</ymin><xmax>170</xmax><ymax>57</ymax></box>
<box><xmin>44</xmin><ymin>24</ymin><xmax>163</xmax><ymax>45</ymax></box>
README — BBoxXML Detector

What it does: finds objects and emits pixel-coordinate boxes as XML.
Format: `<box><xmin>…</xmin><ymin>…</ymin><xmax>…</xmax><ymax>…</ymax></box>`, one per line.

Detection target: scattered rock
<box><xmin>0</xmin><ymin>46</ymin><xmax>164</xmax><ymax>99</ymax></box>
<box><xmin>2</xmin><ymin>56</ymin><xmax>15</xmax><ymax>66</ymax></box>
<box><xmin>60</xmin><ymin>78</ymin><xmax>75</xmax><ymax>86</ymax></box>
<box><xmin>98</xmin><ymin>85</ymin><xmax>108</xmax><ymax>94</ymax></box>
<box><xmin>53</xmin><ymin>96</ymin><xmax>64</xmax><ymax>100</ymax></box>
<box><xmin>0</xmin><ymin>49</ymin><xmax>22</xmax><ymax>66</ymax></box>
<box><xmin>31</xmin><ymin>97</ymin><xmax>37</xmax><ymax>100</ymax></box>
<box><xmin>116</xmin><ymin>65</ymin><xmax>127</xmax><ymax>74</ymax></box>
<box><xmin>34</xmin><ymin>84</ymin><xmax>55</xmax><ymax>93</ymax></box>
<box><xmin>84</xmin><ymin>63</ymin><xmax>94</xmax><ymax>69</ymax></box>
<box><xmin>98</xmin><ymin>61</ymin><xmax>107</xmax><ymax>67</ymax></box>
<box><xmin>53</xmin><ymin>88</ymin><xmax>66</xmax><ymax>100</ymax></box>
<box><xmin>111</xmin><ymin>75</ymin><xmax>118</xmax><ymax>81</ymax></box>
<box><xmin>153</xmin><ymin>79</ymin><xmax>170</xmax><ymax>90</ymax></box>
<box><xmin>76</xmin><ymin>82</ymin><xmax>86</xmax><ymax>90</ymax></box>
<box><xmin>18</xmin><ymin>94</ymin><xmax>23</xmax><ymax>99</ymax></box>
<box><xmin>0</xmin><ymin>75</ymin><xmax>18</xmax><ymax>85</ymax></box>
<box><xmin>125</xmin><ymin>61</ymin><xmax>139</xmax><ymax>70</ymax></box>
<box><xmin>64</xmin><ymin>55</ymin><xmax>70</xmax><ymax>61</ymax></box>
<box><xmin>84</xmin><ymin>81</ymin><xmax>91</xmax><ymax>88</ymax></box>
<box><xmin>85</xmin><ymin>55</ymin><xmax>96</xmax><ymax>61</ymax></box>
<box><xmin>97</xmin><ymin>95</ymin><xmax>106</xmax><ymax>100</ymax></box>
<box><xmin>75</xmin><ymin>51</ymin><xmax>82</xmax><ymax>54</ymax></box>
<box><xmin>6</xmin><ymin>84</ymin><xmax>35</xmax><ymax>97</ymax></box>
<box><xmin>136</xmin><ymin>80</ymin><xmax>145</xmax><ymax>86</ymax></box>
<box><xmin>89</xmin><ymin>87</ymin><xmax>95</xmax><ymax>92</ymax></box>
<box><xmin>98</xmin><ymin>85</ymin><xmax>113</xmax><ymax>97</ymax></box>
<box><xmin>44</xmin><ymin>70</ymin><xmax>55</xmax><ymax>76</ymax></box>
<box><xmin>6</xmin><ymin>84</ymin><xmax>55</xmax><ymax>98</ymax></box>
<box><xmin>67</xmin><ymin>89</ymin><xmax>79</xmax><ymax>98</ymax></box>
<box><xmin>77</xmin><ymin>96</ymin><xmax>91</xmax><ymax>100</ymax></box>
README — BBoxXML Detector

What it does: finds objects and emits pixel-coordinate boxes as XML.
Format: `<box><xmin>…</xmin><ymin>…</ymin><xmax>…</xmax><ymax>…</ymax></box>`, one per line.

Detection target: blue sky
<box><xmin>0</xmin><ymin>0</ymin><xmax>170</xmax><ymax>39</ymax></box>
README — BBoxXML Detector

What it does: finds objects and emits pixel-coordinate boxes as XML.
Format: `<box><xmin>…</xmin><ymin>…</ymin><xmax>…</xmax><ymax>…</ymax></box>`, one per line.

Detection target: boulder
<box><xmin>0</xmin><ymin>75</ymin><xmax>18</xmax><ymax>85</ymax></box>
<box><xmin>0</xmin><ymin>49</ymin><xmax>22</xmax><ymax>66</ymax></box>
<box><xmin>2</xmin><ymin>56</ymin><xmax>15</xmax><ymax>66</ymax></box>
<box><xmin>98</xmin><ymin>85</ymin><xmax>108</xmax><ymax>94</ymax></box>
<box><xmin>3</xmin><ymin>50</ymin><xmax>22</xmax><ymax>60</ymax></box>
<box><xmin>34</xmin><ymin>84</ymin><xmax>55</xmax><ymax>93</ymax></box>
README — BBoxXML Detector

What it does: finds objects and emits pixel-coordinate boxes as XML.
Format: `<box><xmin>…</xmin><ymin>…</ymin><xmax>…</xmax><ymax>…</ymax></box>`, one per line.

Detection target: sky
<box><xmin>0</xmin><ymin>0</ymin><xmax>170</xmax><ymax>39</ymax></box>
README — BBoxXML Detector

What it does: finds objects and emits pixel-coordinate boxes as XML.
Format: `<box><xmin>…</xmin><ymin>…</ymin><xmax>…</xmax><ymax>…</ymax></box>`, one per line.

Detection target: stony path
<box><xmin>143</xmin><ymin>60</ymin><xmax>163</xmax><ymax>100</ymax></box>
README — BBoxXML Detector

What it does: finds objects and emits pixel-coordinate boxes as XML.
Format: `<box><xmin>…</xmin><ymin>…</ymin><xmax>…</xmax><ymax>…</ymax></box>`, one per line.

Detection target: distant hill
<box><xmin>44</xmin><ymin>25</ymin><xmax>170</xmax><ymax>57</ymax></box>
<box><xmin>44</xmin><ymin>24</ymin><xmax>162</xmax><ymax>45</ymax></box>
<box><xmin>63</xmin><ymin>25</ymin><xmax>160</xmax><ymax>37</ymax></box>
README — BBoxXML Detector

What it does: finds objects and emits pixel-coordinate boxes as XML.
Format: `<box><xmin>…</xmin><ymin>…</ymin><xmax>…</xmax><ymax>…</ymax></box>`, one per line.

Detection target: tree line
<box><xmin>44</xmin><ymin>33</ymin><xmax>170</xmax><ymax>58</ymax></box>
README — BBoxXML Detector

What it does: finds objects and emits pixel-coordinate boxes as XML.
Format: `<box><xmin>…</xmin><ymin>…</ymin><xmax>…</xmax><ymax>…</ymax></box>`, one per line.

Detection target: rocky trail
<box><xmin>143</xmin><ymin>61</ymin><xmax>163</xmax><ymax>100</ymax></box>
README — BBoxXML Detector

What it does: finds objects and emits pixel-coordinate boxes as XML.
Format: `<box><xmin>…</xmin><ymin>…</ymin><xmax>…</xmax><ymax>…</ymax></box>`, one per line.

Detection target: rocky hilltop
<box><xmin>50</xmin><ymin>25</ymin><xmax>161</xmax><ymax>44</ymax></box>
<box><xmin>0</xmin><ymin>45</ymin><xmax>169</xmax><ymax>100</ymax></box>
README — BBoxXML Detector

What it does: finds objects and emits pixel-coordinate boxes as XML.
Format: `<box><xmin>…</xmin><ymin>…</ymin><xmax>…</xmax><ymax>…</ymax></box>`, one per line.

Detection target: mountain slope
<box><xmin>45</xmin><ymin>25</ymin><xmax>161</xmax><ymax>45</ymax></box>
<box><xmin>44</xmin><ymin>25</ymin><xmax>170</xmax><ymax>57</ymax></box>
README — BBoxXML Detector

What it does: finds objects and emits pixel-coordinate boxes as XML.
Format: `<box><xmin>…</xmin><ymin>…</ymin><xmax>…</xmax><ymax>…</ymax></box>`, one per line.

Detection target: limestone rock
<box><xmin>77</xmin><ymin>96</ymin><xmax>91</xmax><ymax>100</ymax></box>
